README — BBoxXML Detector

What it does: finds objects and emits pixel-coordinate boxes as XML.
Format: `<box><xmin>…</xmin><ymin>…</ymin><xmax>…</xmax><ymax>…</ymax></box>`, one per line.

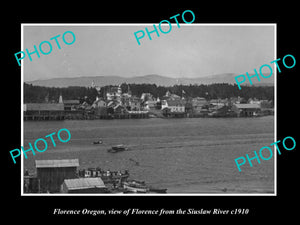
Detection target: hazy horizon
<box><xmin>27</xmin><ymin>73</ymin><xmax>238</xmax><ymax>82</ymax></box>
<box><xmin>23</xmin><ymin>24</ymin><xmax>275</xmax><ymax>82</ymax></box>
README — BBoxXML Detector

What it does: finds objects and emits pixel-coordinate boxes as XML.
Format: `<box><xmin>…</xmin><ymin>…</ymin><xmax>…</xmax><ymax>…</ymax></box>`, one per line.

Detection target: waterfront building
<box><xmin>209</xmin><ymin>98</ymin><xmax>228</xmax><ymax>107</ymax></box>
<box><xmin>161</xmin><ymin>99</ymin><xmax>185</xmax><ymax>112</ymax></box>
<box><xmin>107</xmin><ymin>100</ymin><xmax>119</xmax><ymax>110</ymax></box>
<box><xmin>61</xmin><ymin>177</ymin><xmax>107</xmax><ymax>193</ymax></box>
<box><xmin>63</xmin><ymin>100</ymin><xmax>80</xmax><ymax>111</ymax></box>
<box><xmin>92</xmin><ymin>97</ymin><xmax>107</xmax><ymax>108</ymax></box>
<box><xmin>208</xmin><ymin>105</ymin><xmax>237</xmax><ymax>117</ymax></box>
<box><xmin>232</xmin><ymin>103</ymin><xmax>261</xmax><ymax>117</ymax></box>
<box><xmin>24</xmin><ymin>103</ymin><xmax>65</xmax><ymax>121</ymax></box>
<box><xmin>113</xmin><ymin>104</ymin><xmax>128</xmax><ymax>115</ymax></box>
<box><xmin>78</xmin><ymin>101</ymin><xmax>90</xmax><ymax>109</ymax></box>
<box><xmin>92</xmin><ymin>97</ymin><xmax>108</xmax><ymax>118</ymax></box>
<box><xmin>192</xmin><ymin>97</ymin><xmax>208</xmax><ymax>114</ymax></box>
<box><xmin>35</xmin><ymin>159</ymin><xmax>79</xmax><ymax>193</ymax></box>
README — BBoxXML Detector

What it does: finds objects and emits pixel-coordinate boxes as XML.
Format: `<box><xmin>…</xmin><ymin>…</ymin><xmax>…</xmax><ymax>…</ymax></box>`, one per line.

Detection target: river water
<box><xmin>23</xmin><ymin>116</ymin><xmax>275</xmax><ymax>194</ymax></box>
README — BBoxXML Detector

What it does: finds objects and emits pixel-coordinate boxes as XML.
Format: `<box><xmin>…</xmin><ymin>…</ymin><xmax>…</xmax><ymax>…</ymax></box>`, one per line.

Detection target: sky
<box><xmin>23</xmin><ymin>24</ymin><xmax>275</xmax><ymax>82</ymax></box>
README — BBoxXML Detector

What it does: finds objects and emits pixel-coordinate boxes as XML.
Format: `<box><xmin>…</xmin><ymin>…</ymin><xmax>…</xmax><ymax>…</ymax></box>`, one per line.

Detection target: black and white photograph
<box><xmin>4</xmin><ymin>4</ymin><xmax>298</xmax><ymax>221</ymax></box>
<box><xmin>22</xmin><ymin>24</ymin><xmax>275</xmax><ymax>195</ymax></box>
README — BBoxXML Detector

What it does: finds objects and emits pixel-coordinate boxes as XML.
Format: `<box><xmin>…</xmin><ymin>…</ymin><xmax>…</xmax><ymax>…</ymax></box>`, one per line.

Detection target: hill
<box><xmin>27</xmin><ymin>74</ymin><xmax>274</xmax><ymax>88</ymax></box>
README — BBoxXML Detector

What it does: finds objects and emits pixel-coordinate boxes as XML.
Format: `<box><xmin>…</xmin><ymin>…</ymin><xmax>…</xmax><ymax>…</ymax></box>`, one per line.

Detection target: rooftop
<box><xmin>35</xmin><ymin>159</ymin><xmax>79</xmax><ymax>168</ymax></box>
<box><xmin>24</xmin><ymin>103</ymin><xmax>64</xmax><ymax>111</ymax></box>
<box><xmin>63</xmin><ymin>100</ymin><xmax>80</xmax><ymax>104</ymax></box>
<box><xmin>63</xmin><ymin>177</ymin><xmax>105</xmax><ymax>190</ymax></box>
<box><xmin>234</xmin><ymin>103</ymin><xmax>260</xmax><ymax>109</ymax></box>
<box><xmin>165</xmin><ymin>99</ymin><xmax>185</xmax><ymax>106</ymax></box>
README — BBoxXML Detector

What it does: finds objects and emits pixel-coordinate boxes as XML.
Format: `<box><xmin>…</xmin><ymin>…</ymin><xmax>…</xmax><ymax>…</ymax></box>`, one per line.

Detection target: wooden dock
<box><xmin>24</xmin><ymin>112</ymin><xmax>65</xmax><ymax>121</ymax></box>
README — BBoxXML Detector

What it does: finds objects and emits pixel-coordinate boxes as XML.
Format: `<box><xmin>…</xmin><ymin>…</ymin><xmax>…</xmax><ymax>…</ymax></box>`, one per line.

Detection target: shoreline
<box><xmin>24</xmin><ymin>114</ymin><xmax>274</xmax><ymax>122</ymax></box>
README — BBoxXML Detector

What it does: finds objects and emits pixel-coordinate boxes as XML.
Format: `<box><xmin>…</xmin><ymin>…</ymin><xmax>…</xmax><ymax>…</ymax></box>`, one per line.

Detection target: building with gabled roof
<box><xmin>161</xmin><ymin>99</ymin><xmax>186</xmax><ymax>118</ymax></box>
<box><xmin>35</xmin><ymin>159</ymin><xmax>79</xmax><ymax>193</ymax></box>
<box><xmin>63</xmin><ymin>100</ymin><xmax>80</xmax><ymax>111</ymax></box>
<box><xmin>24</xmin><ymin>103</ymin><xmax>65</xmax><ymax>120</ymax></box>
<box><xmin>161</xmin><ymin>99</ymin><xmax>185</xmax><ymax>112</ymax></box>
<box><xmin>232</xmin><ymin>103</ymin><xmax>261</xmax><ymax>117</ymax></box>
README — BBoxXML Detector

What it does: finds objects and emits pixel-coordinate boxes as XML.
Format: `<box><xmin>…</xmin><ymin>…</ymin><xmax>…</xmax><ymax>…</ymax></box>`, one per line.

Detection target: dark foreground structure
<box><xmin>35</xmin><ymin>159</ymin><xmax>79</xmax><ymax>193</ymax></box>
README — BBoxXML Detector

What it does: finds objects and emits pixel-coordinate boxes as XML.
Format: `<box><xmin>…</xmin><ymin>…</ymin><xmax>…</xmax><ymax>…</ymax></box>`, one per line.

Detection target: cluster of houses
<box><xmin>160</xmin><ymin>91</ymin><xmax>273</xmax><ymax>118</ymax></box>
<box><xmin>23</xmin><ymin>85</ymin><xmax>274</xmax><ymax>121</ymax></box>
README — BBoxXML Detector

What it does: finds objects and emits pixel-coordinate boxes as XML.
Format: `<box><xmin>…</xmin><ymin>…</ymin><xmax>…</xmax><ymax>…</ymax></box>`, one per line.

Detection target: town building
<box><xmin>141</xmin><ymin>93</ymin><xmax>154</xmax><ymax>102</ymax></box>
<box><xmin>129</xmin><ymin>96</ymin><xmax>142</xmax><ymax>111</ymax></box>
<box><xmin>232</xmin><ymin>103</ymin><xmax>261</xmax><ymax>117</ymax></box>
<box><xmin>92</xmin><ymin>97</ymin><xmax>108</xmax><ymax>118</ymax></box>
<box><xmin>208</xmin><ymin>105</ymin><xmax>237</xmax><ymax>117</ymax></box>
<box><xmin>92</xmin><ymin>97</ymin><xmax>107</xmax><ymax>108</ymax></box>
<box><xmin>24</xmin><ymin>103</ymin><xmax>65</xmax><ymax>120</ymax></box>
<box><xmin>113</xmin><ymin>104</ymin><xmax>128</xmax><ymax>116</ymax></box>
<box><xmin>191</xmin><ymin>97</ymin><xmax>208</xmax><ymax>114</ymax></box>
<box><xmin>230</xmin><ymin>96</ymin><xmax>246</xmax><ymax>104</ymax></box>
<box><xmin>63</xmin><ymin>100</ymin><xmax>80</xmax><ymax>111</ymax></box>
<box><xmin>209</xmin><ymin>98</ymin><xmax>228</xmax><ymax>107</ymax></box>
<box><xmin>161</xmin><ymin>99</ymin><xmax>186</xmax><ymax>117</ymax></box>
<box><xmin>247</xmin><ymin>98</ymin><xmax>261</xmax><ymax>105</ymax></box>
<box><xmin>161</xmin><ymin>91</ymin><xmax>181</xmax><ymax>101</ymax></box>
<box><xmin>106</xmin><ymin>85</ymin><xmax>122</xmax><ymax>102</ymax></box>
<box><xmin>144</xmin><ymin>100</ymin><xmax>157</xmax><ymax>110</ymax></box>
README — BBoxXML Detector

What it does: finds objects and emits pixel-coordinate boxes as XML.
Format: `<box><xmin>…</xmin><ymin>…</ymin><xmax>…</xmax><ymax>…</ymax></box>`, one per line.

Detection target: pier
<box><xmin>24</xmin><ymin>103</ymin><xmax>65</xmax><ymax>121</ymax></box>
<box><xmin>24</xmin><ymin>112</ymin><xmax>65</xmax><ymax>121</ymax></box>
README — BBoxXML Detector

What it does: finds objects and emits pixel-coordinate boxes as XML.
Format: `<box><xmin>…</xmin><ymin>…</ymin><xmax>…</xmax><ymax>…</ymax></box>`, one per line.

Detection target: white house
<box><xmin>161</xmin><ymin>99</ymin><xmax>185</xmax><ymax>113</ymax></box>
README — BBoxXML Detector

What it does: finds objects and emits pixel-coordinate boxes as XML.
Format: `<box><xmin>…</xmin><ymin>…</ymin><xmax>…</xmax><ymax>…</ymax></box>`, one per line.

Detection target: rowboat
<box><xmin>123</xmin><ymin>180</ymin><xmax>148</xmax><ymax>193</ymax></box>
<box><xmin>149</xmin><ymin>187</ymin><xmax>168</xmax><ymax>193</ymax></box>
<box><xmin>92</xmin><ymin>140</ymin><xmax>103</xmax><ymax>144</ymax></box>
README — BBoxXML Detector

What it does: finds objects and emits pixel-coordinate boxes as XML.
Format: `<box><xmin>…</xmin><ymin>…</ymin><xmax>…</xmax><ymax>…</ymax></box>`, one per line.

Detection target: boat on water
<box><xmin>78</xmin><ymin>168</ymin><xmax>129</xmax><ymax>181</ymax></box>
<box><xmin>149</xmin><ymin>187</ymin><xmax>168</xmax><ymax>193</ymax></box>
<box><xmin>92</xmin><ymin>140</ymin><xmax>103</xmax><ymax>144</ymax></box>
<box><xmin>123</xmin><ymin>180</ymin><xmax>148</xmax><ymax>193</ymax></box>
<box><xmin>107</xmin><ymin>144</ymin><xmax>129</xmax><ymax>153</ymax></box>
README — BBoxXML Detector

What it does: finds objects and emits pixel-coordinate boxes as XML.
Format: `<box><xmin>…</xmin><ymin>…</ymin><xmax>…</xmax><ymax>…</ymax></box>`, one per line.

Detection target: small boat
<box><xmin>107</xmin><ymin>144</ymin><xmax>128</xmax><ymax>153</ymax></box>
<box><xmin>93</xmin><ymin>140</ymin><xmax>103</xmax><ymax>145</ymax></box>
<box><xmin>123</xmin><ymin>180</ymin><xmax>148</xmax><ymax>193</ymax></box>
<box><xmin>149</xmin><ymin>187</ymin><xmax>167</xmax><ymax>193</ymax></box>
<box><xmin>129</xmin><ymin>158</ymin><xmax>140</xmax><ymax>166</ymax></box>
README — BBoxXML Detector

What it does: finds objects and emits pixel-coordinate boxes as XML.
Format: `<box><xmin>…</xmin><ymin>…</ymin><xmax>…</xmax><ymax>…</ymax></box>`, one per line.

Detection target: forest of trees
<box><xmin>24</xmin><ymin>82</ymin><xmax>274</xmax><ymax>104</ymax></box>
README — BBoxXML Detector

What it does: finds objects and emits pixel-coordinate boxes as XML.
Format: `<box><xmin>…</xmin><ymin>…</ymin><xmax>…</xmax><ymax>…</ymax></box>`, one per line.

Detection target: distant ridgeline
<box><xmin>24</xmin><ymin>82</ymin><xmax>274</xmax><ymax>103</ymax></box>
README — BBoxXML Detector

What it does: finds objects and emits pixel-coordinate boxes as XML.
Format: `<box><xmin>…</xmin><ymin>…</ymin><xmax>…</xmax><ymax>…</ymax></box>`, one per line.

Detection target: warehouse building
<box><xmin>35</xmin><ymin>159</ymin><xmax>79</xmax><ymax>193</ymax></box>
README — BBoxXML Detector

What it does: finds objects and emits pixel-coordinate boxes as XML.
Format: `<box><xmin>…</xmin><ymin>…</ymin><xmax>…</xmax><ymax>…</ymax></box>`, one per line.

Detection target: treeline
<box><xmin>126</xmin><ymin>83</ymin><xmax>274</xmax><ymax>100</ymax></box>
<box><xmin>24</xmin><ymin>83</ymin><xmax>274</xmax><ymax>103</ymax></box>
<box><xmin>24</xmin><ymin>83</ymin><xmax>98</xmax><ymax>104</ymax></box>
